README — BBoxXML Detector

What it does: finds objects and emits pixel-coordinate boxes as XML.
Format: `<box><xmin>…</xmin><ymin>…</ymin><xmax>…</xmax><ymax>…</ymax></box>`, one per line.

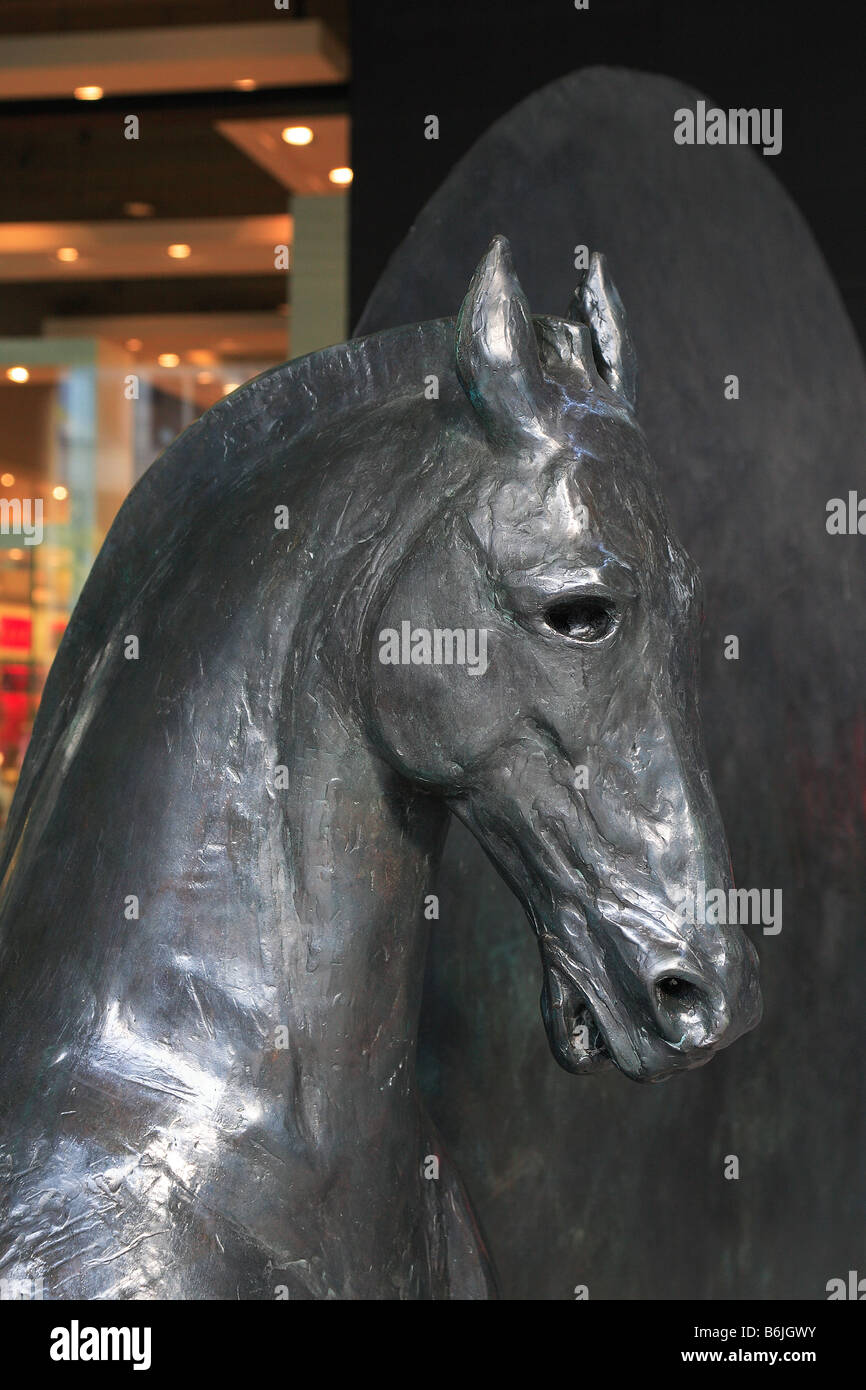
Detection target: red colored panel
<box><xmin>0</xmin><ymin>615</ymin><xmax>31</xmax><ymax>650</ymax></box>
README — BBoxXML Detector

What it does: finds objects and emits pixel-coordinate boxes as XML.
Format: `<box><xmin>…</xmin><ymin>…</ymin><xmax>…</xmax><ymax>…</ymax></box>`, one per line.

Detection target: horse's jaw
<box><xmin>540</xmin><ymin>943</ymin><xmax>614</xmax><ymax>1074</ymax></box>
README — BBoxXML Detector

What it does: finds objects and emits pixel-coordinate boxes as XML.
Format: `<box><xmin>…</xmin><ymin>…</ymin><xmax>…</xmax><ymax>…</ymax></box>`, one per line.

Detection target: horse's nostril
<box><xmin>653</xmin><ymin>975</ymin><xmax>715</xmax><ymax>1045</ymax></box>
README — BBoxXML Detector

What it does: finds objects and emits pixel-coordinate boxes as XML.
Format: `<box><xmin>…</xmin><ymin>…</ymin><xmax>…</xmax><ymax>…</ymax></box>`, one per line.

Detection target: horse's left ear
<box><xmin>568</xmin><ymin>252</ymin><xmax>638</xmax><ymax>411</ymax></box>
<box><xmin>456</xmin><ymin>235</ymin><xmax>552</xmax><ymax>447</ymax></box>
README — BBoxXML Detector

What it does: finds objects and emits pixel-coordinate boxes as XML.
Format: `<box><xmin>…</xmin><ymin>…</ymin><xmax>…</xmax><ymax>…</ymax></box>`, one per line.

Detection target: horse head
<box><xmin>369</xmin><ymin>236</ymin><xmax>762</xmax><ymax>1082</ymax></box>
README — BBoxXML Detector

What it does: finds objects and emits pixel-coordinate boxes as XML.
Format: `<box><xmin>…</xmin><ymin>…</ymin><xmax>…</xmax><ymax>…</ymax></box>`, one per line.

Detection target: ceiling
<box><xmin>0</xmin><ymin>1</ymin><xmax>349</xmax><ymax>45</ymax></box>
<box><xmin>0</xmin><ymin>3</ymin><xmax>350</xmax><ymax>364</ymax></box>
<box><xmin>0</xmin><ymin>20</ymin><xmax>347</xmax><ymax>100</ymax></box>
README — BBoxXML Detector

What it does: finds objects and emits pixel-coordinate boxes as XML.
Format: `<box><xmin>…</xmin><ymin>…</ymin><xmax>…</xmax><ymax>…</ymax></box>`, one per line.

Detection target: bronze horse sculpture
<box><xmin>0</xmin><ymin>238</ymin><xmax>761</xmax><ymax>1299</ymax></box>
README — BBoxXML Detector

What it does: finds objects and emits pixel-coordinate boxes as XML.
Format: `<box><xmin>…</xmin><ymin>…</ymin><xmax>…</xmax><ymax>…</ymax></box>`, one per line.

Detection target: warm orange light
<box><xmin>328</xmin><ymin>166</ymin><xmax>353</xmax><ymax>186</ymax></box>
<box><xmin>56</xmin><ymin>246</ymin><xmax>79</xmax><ymax>262</ymax></box>
<box><xmin>233</xmin><ymin>79</ymin><xmax>258</xmax><ymax>91</ymax></box>
<box><xmin>158</xmin><ymin>353</ymin><xmax>180</xmax><ymax>368</ymax></box>
<box><xmin>281</xmin><ymin>126</ymin><xmax>314</xmax><ymax>146</ymax></box>
<box><xmin>7</xmin><ymin>548</ymin><xmax>23</xmax><ymax>560</ymax></box>
<box><xmin>167</xmin><ymin>243</ymin><xmax>191</xmax><ymax>260</ymax></box>
<box><xmin>52</xmin><ymin>485</ymin><xmax>69</xmax><ymax>501</ymax></box>
<box><xmin>223</xmin><ymin>382</ymin><xmax>241</xmax><ymax>395</ymax></box>
<box><xmin>5</xmin><ymin>367</ymin><xmax>29</xmax><ymax>384</ymax></box>
<box><xmin>124</xmin><ymin>201</ymin><xmax>155</xmax><ymax>218</ymax></box>
<box><xmin>196</xmin><ymin>371</ymin><xmax>215</xmax><ymax>385</ymax></box>
<box><xmin>74</xmin><ymin>85</ymin><xmax>103</xmax><ymax>101</ymax></box>
<box><xmin>1</xmin><ymin>473</ymin><xmax>15</xmax><ymax>487</ymax></box>
<box><xmin>124</xmin><ymin>338</ymin><xmax>142</xmax><ymax>352</ymax></box>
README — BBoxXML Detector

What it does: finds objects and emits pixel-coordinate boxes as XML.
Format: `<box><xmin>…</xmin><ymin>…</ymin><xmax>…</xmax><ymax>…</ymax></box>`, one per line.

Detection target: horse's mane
<box><xmin>0</xmin><ymin>319</ymin><xmax>455</xmax><ymax>881</ymax></box>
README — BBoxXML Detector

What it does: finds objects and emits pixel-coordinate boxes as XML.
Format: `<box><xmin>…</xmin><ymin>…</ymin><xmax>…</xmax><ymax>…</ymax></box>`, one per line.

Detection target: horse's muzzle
<box><xmin>538</xmin><ymin>927</ymin><xmax>762</xmax><ymax>1082</ymax></box>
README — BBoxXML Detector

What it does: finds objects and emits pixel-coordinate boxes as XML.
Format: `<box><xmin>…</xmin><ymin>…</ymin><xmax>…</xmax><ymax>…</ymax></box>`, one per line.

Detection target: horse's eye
<box><xmin>545</xmin><ymin>596</ymin><xmax>616</xmax><ymax>643</ymax></box>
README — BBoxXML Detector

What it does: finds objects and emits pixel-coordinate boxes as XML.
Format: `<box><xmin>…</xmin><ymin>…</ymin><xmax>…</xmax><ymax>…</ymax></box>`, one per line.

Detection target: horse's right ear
<box><xmin>456</xmin><ymin>236</ymin><xmax>551</xmax><ymax>448</ymax></box>
<box><xmin>568</xmin><ymin>252</ymin><xmax>638</xmax><ymax>411</ymax></box>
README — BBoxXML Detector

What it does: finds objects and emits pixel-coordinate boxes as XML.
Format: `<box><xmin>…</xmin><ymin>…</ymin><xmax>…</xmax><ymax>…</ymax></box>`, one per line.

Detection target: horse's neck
<box><xmin>12</xmin><ymin>581</ymin><xmax>448</xmax><ymax>1153</ymax></box>
<box><xmin>147</xmin><ymin>660</ymin><xmax>450</xmax><ymax>1153</ymax></box>
<box><xmin>279</xmin><ymin>692</ymin><xmax>448</xmax><ymax>1143</ymax></box>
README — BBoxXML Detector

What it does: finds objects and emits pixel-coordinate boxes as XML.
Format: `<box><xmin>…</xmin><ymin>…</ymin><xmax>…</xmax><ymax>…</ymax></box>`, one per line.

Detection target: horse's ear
<box><xmin>456</xmin><ymin>235</ymin><xmax>551</xmax><ymax>447</ymax></box>
<box><xmin>568</xmin><ymin>252</ymin><xmax>638</xmax><ymax>411</ymax></box>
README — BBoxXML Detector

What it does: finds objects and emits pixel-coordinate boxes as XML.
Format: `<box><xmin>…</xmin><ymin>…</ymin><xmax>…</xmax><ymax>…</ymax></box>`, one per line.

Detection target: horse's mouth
<box><xmin>543</xmin><ymin>960</ymin><xmax>613</xmax><ymax>1074</ymax></box>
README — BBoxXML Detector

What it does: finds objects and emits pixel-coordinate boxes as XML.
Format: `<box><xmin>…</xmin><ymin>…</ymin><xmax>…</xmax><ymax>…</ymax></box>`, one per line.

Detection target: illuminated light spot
<box><xmin>328</xmin><ymin>166</ymin><xmax>353</xmax><ymax>186</ymax></box>
<box><xmin>157</xmin><ymin>353</ymin><xmax>180</xmax><ymax>368</ymax></box>
<box><xmin>167</xmin><ymin>243</ymin><xmax>191</xmax><ymax>260</ymax></box>
<box><xmin>52</xmin><ymin>485</ymin><xmax>69</xmax><ymax>501</ymax></box>
<box><xmin>5</xmin><ymin>367</ymin><xmax>29</xmax><ymax>383</ymax></box>
<box><xmin>281</xmin><ymin>126</ymin><xmax>314</xmax><ymax>146</ymax></box>
<box><xmin>56</xmin><ymin>246</ymin><xmax>79</xmax><ymax>262</ymax></box>
<box><xmin>1</xmin><ymin>474</ymin><xmax>15</xmax><ymax>487</ymax></box>
<box><xmin>74</xmin><ymin>86</ymin><xmax>103</xmax><ymax>101</ymax></box>
<box><xmin>125</xmin><ymin>338</ymin><xmax>142</xmax><ymax>352</ymax></box>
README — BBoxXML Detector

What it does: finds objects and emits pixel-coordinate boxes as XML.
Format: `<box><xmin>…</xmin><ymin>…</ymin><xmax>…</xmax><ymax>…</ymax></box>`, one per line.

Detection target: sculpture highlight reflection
<box><xmin>0</xmin><ymin>238</ymin><xmax>760</xmax><ymax>1299</ymax></box>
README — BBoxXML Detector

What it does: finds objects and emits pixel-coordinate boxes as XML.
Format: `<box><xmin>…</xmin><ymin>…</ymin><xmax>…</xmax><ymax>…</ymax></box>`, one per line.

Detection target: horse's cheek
<box><xmin>368</xmin><ymin>664</ymin><xmax>455</xmax><ymax>783</ymax></box>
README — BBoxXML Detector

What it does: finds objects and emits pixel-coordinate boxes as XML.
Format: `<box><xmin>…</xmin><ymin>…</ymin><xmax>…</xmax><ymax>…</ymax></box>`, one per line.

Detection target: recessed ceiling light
<box><xmin>282</xmin><ymin>126</ymin><xmax>314</xmax><ymax>146</ymax></box>
<box><xmin>233</xmin><ymin>79</ymin><xmax>258</xmax><ymax>91</ymax></box>
<box><xmin>124</xmin><ymin>338</ymin><xmax>142</xmax><ymax>352</ymax></box>
<box><xmin>167</xmin><ymin>244</ymin><xmax>191</xmax><ymax>260</ymax></box>
<box><xmin>124</xmin><ymin>201</ymin><xmax>155</xmax><ymax>218</ymax></box>
<box><xmin>1</xmin><ymin>473</ymin><xmax>15</xmax><ymax>487</ymax></box>
<box><xmin>56</xmin><ymin>246</ymin><xmax>79</xmax><ymax>262</ymax></box>
<box><xmin>74</xmin><ymin>86</ymin><xmax>103</xmax><ymax>101</ymax></box>
<box><xmin>157</xmin><ymin>353</ymin><xmax>180</xmax><ymax>368</ymax></box>
<box><xmin>328</xmin><ymin>166</ymin><xmax>353</xmax><ymax>186</ymax></box>
<box><xmin>5</xmin><ymin>367</ymin><xmax>30</xmax><ymax>383</ymax></box>
<box><xmin>52</xmin><ymin>485</ymin><xmax>69</xmax><ymax>501</ymax></box>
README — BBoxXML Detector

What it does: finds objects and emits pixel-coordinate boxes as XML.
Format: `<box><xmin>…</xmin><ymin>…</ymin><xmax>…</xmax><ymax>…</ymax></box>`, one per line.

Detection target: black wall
<box><xmin>351</xmin><ymin>0</ymin><xmax>864</xmax><ymax>345</ymax></box>
<box><xmin>349</xmin><ymin>3</ymin><xmax>866</xmax><ymax>1301</ymax></box>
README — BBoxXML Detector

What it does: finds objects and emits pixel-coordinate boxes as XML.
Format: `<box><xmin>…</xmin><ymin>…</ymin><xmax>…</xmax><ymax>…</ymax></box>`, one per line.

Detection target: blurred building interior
<box><xmin>0</xmin><ymin>0</ymin><xmax>350</xmax><ymax>819</ymax></box>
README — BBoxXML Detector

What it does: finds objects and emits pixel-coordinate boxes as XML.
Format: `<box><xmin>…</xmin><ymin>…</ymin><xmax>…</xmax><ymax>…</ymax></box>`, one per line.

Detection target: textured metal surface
<box><xmin>0</xmin><ymin>227</ymin><xmax>758</xmax><ymax>1299</ymax></box>
<box><xmin>358</xmin><ymin>68</ymin><xmax>866</xmax><ymax>1300</ymax></box>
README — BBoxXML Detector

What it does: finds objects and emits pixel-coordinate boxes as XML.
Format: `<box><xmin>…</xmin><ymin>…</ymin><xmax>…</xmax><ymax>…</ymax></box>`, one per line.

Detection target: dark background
<box><xmin>350</xmin><ymin>1</ymin><xmax>866</xmax><ymax>1301</ymax></box>
<box><xmin>350</xmin><ymin>0</ymin><xmax>864</xmax><ymax>346</ymax></box>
